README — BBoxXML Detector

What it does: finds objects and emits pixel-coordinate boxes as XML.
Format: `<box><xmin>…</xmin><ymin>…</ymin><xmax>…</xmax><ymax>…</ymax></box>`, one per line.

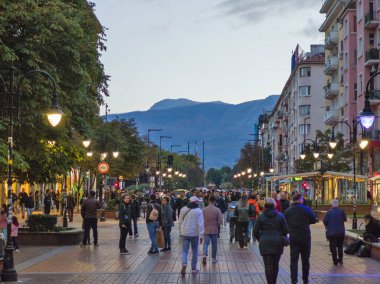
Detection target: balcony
<box><xmin>365</xmin><ymin>48</ymin><xmax>380</xmax><ymax>67</ymax></box>
<box><xmin>324</xmin><ymin>82</ymin><xmax>339</xmax><ymax>99</ymax></box>
<box><xmin>324</xmin><ymin>56</ymin><xmax>339</xmax><ymax>75</ymax></box>
<box><xmin>368</xmin><ymin>89</ymin><xmax>380</xmax><ymax>105</ymax></box>
<box><xmin>320</xmin><ymin>0</ymin><xmax>335</xmax><ymax>13</ymax></box>
<box><xmin>324</xmin><ymin>109</ymin><xmax>340</xmax><ymax>125</ymax></box>
<box><xmin>365</xmin><ymin>12</ymin><xmax>379</xmax><ymax>29</ymax></box>
<box><xmin>325</xmin><ymin>31</ymin><xmax>338</xmax><ymax>50</ymax></box>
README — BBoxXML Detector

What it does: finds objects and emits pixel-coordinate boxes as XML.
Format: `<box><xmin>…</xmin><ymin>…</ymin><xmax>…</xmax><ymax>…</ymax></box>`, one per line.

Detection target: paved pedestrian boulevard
<box><xmin>12</xmin><ymin>214</ymin><xmax>380</xmax><ymax>283</ymax></box>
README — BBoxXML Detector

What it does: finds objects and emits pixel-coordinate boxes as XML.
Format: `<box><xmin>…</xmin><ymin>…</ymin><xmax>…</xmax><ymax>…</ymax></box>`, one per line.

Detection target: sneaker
<box><xmin>202</xmin><ymin>255</ymin><xmax>207</xmax><ymax>265</ymax></box>
<box><xmin>181</xmin><ymin>265</ymin><xmax>186</xmax><ymax>276</ymax></box>
<box><xmin>339</xmin><ymin>260</ymin><xmax>343</xmax><ymax>265</ymax></box>
<box><xmin>15</xmin><ymin>249</ymin><xmax>20</xmax><ymax>253</ymax></box>
<box><xmin>191</xmin><ymin>268</ymin><xmax>200</xmax><ymax>274</ymax></box>
<box><xmin>160</xmin><ymin>247</ymin><xmax>168</xmax><ymax>252</ymax></box>
<box><xmin>166</xmin><ymin>247</ymin><xmax>171</xmax><ymax>251</ymax></box>
<box><xmin>148</xmin><ymin>250</ymin><xmax>159</xmax><ymax>255</ymax></box>
<box><xmin>211</xmin><ymin>258</ymin><xmax>217</xmax><ymax>263</ymax></box>
<box><xmin>134</xmin><ymin>234</ymin><xmax>139</xmax><ymax>238</ymax></box>
<box><xmin>230</xmin><ymin>237</ymin><xmax>233</xmax><ymax>243</ymax></box>
<box><xmin>120</xmin><ymin>249</ymin><xmax>131</xmax><ymax>255</ymax></box>
<box><xmin>129</xmin><ymin>236</ymin><xmax>133</xmax><ymax>239</ymax></box>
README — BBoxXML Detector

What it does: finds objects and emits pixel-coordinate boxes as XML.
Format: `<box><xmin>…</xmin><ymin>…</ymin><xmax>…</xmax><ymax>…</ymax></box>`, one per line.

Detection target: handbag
<box><xmin>156</xmin><ymin>228</ymin><xmax>165</xmax><ymax>248</ymax></box>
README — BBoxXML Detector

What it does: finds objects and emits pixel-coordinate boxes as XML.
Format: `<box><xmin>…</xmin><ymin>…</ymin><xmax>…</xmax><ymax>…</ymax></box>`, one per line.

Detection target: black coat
<box><xmin>130</xmin><ymin>200</ymin><xmax>140</xmax><ymax>218</ymax></box>
<box><xmin>284</xmin><ymin>203</ymin><xmax>317</xmax><ymax>240</ymax></box>
<box><xmin>118</xmin><ymin>202</ymin><xmax>132</xmax><ymax>227</ymax></box>
<box><xmin>253</xmin><ymin>208</ymin><xmax>288</xmax><ymax>256</ymax></box>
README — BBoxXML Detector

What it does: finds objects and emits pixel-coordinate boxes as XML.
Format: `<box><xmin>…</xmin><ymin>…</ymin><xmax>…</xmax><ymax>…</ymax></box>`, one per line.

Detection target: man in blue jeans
<box><xmin>146</xmin><ymin>194</ymin><xmax>162</xmax><ymax>255</ymax></box>
<box><xmin>179</xmin><ymin>196</ymin><xmax>204</xmax><ymax>276</ymax></box>
<box><xmin>202</xmin><ymin>195</ymin><xmax>223</xmax><ymax>264</ymax></box>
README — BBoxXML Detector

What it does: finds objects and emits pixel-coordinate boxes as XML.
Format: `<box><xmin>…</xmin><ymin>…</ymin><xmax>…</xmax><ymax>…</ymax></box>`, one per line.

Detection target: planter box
<box><xmin>18</xmin><ymin>227</ymin><xmax>83</xmax><ymax>246</ymax></box>
<box><xmin>344</xmin><ymin>230</ymin><xmax>380</xmax><ymax>261</ymax></box>
<box><xmin>97</xmin><ymin>209</ymin><xmax>117</xmax><ymax>219</ymax></box>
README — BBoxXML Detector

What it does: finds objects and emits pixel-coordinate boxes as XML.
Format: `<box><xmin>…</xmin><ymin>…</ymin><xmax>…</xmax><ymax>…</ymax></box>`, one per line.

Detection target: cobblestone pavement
<box><xmin>9</xmin><ymin>213</ymin><xmax>380</xmax><ymax>283</ymax></box>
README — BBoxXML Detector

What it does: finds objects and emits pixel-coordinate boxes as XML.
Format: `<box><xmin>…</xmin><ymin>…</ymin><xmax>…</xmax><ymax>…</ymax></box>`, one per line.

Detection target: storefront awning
<box><xmin>267</xmin><ymin>171</ymin><xmax>368</xmax><ymax>181</ymax></box>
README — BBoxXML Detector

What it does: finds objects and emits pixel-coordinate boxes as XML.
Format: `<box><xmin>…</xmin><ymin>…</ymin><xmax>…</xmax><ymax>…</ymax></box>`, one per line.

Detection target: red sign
<box><xmin>97</xmin><ymin>162</ymin><xmax>109</xmax><ymax>174</ymax></box>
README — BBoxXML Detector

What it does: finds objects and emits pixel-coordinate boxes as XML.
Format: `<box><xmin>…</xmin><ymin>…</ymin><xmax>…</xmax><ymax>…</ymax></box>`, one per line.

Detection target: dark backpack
<box><xmin>248</xmin><ymin>204</ymin><xmax>257</xmax><ymax>218</ymax></box>
<box><xmin>238</xmin><ymin>206</ymin><xmax>249</xmax><ymax>222</ymax></box>
<box><xmin>356</xmin><ymin>244</ymin><xmax>371</xmax><ymax>257</ymax></box>
<box><xmin>344</xmin><ymin>240</ymin><xmax>363</xmax><ymax>255</ymax></box>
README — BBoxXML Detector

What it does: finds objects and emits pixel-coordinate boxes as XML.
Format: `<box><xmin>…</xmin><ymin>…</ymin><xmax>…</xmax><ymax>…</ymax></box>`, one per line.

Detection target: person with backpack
<box><xmin>234</xmin><ymin>193</ymin><xmax>250</xmax><ymax>248</ymax></box>
<box><xmin>118</xmin><ymin>194</ymin><xmax>132</xmax><ymax>255</ymax></box>
<box><xmin>253</xmin><ymin>197</ymin><xmax>289</xmax><ymax>284</ymax></box>
<box><xmin>179</xmin><ymin>196</ymin><xmax>204</xmax><ymax>276</ymax></box>
<box><xmin>226</xmin><ymin>201</ymin><xmax>238</xmax><ymax>243</ymax></box>
<box><xmin>248</xmin><ymin>194</ymin><xmax>260</xmax><ymax>242</ymax></box>
<box><xmin>146</xmin><ymin>194</ymin><xmax>162</xmax><ymax>255</ymax></box>
<box><xmin>323</xmin><ymin>199</ymin><xmax>346</xmax><ymax>266</ymax></box>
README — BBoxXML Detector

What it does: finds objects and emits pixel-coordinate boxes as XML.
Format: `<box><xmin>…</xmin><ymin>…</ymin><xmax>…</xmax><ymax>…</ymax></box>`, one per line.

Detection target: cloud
<box><xmin>299</xmin><ymin>18</ymin><xmax>321</xmax><ymax>38</ymax></box>
<box><xmin>217</xmin><ymin>0</ymin><xmax>319</xmax><ymax>24</ymax></box>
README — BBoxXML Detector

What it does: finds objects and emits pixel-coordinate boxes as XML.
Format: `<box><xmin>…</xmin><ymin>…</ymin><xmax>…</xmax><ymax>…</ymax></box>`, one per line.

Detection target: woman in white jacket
<box><xmin>178</xmin><ymin>196</ymin><xmax>204</xmax><ymax>276</ymax></box>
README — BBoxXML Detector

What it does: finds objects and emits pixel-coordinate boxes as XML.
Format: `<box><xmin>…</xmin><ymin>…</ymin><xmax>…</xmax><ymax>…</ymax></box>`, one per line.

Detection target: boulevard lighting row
<box><xmin>156</xmin><ymin>168</ymin><xmax>187</xmax><ymax>178</ymax></box>
<box><xmin>233</xmin><ymin>167</ymin><xmax>274</xmax><ymax>179</ymax></box>
<box><xmin>83</xmin><ymin>140</ymin><xmax>119</xmax><ymax>158</ymax></box>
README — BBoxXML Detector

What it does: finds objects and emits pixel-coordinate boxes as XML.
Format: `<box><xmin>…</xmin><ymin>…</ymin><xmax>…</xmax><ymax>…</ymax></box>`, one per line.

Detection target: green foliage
<box><xmin>106</xmin><ymin>199</ymin><xmax>116</xmax><ymax>210</ymax></box>
<box><xmin>26</xmin><ymin>214</ymin><xmax>58</xmax><ymax>232</ymax></box>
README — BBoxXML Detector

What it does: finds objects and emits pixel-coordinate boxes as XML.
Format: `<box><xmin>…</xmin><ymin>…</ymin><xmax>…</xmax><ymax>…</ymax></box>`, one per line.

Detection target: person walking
<box><xmin>161</xmin><ymin>196</ymin><xmax>174</xmax><ymax>252</ymax></box>
<box><xmin>175</xmin><ymin>192</ymin><xmax>188</xmax><ymax>219</ymax></box>
<box><xmin>66</xmin><ymin>192</ymin><xmax>76</xmax><ymax>222</ymax></box>
<box><xmin>253</xmin><ymin>198</ymin><xmax>289</xmax><ymax>284</ymax></box>
<box><xmin>25</xmin><ymin>193</ymin><xmax>35</xmax><ymax>219</ymax></box>
<box><xmin>215</xmin><ymin>191</ymin><xmax>227</xmax><ymax>231</ymax></box>
<box><xmin>118</xmin><ymin>194</ymin><xmax>132</xmax><ymax>255</ymax></box>
<box><xmin>226</xmin><ymin>201</ymin><xmax>238</xmax><ymax>243</ymax></box>
<box><xmin>18</xmin><ymin>189</ymin><xmax>28</xmax><ymax>219</ymax></box>
<box><xmin>179</xmin><ymin>196</ymin><xmax>204</xmax><ymax>276</ymax></box>
<box><xmin>80</xmin><ymin>191</ymin><xmax>101</xmax><ymax>247</ymax></box>
<box><xmin>202</xmin><ymin>195</ymin><xmax>223</xmax><ymax>264</ymax></box>
<box><xmin>271</xmin><ymin>191</ymin><xmax>282</xmax><ymax>212</ymax></box>
<box><xmin>43</xmin><ymin>191</ymin><xmax>51</xmax><ymax>215</ymax></box>
<box><xmin>11</xmin><ymin>216</ymin><xmax>20</xmax><ymax>252</ymax></box>
<box><xmin>146</xmin><ymin>194</ymin><xmax>162</xmax><ymax>255</ymax></box>
<box><xmin>234</xmin><ymin>193</ymin><xmax>250</xmax><ymax>248</ymax></box>
<box><xmin>284</xmin><ymin>193</ymin><xmax>317</xmax><ymax>284</ymax></box>
<box><xmin>323</xmin><ymin>199</ymin><xmax>346</xmax><ymax>266</ymax></box>
<box><xmin>280</xmin><ymin>192</ymin><xmax>290</xmax><ymax>212</ymax></box>
<box><xmin>247</xmin><ymin>194</ymin><xmax>260</xmax><ymax>242</ymax></box>
<box><xmin>130</xmin><ymin>194</ymin><xmax>140</xmax><ymax>238</ymax></box>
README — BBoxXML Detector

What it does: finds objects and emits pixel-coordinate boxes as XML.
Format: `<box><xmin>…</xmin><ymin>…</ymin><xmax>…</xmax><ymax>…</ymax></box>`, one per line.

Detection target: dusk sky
<box><xmin>92</xmin><ymin>0</ymin><xmax>325</xmax><ymax>114</ymax></box>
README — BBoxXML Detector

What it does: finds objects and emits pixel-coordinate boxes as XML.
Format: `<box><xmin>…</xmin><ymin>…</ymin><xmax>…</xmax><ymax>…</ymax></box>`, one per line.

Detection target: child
<box><xmin>11</xmin><ymin>216</ymin><xmax>19</xmax><ymax>252</ymax></box>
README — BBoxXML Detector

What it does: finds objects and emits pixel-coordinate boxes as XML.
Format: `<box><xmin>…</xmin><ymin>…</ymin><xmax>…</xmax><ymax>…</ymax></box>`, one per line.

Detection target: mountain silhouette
<box><xmin>109</xmin><ymin>95</ymin><xmax>279</xmax><ymax>169</ymax></box>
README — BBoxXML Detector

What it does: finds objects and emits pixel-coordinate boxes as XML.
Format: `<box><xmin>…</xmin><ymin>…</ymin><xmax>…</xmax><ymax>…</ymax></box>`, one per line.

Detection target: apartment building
<box><xmin>265</xmin><ymin>45</ymin><xmax>325</xmax><ymax>175</ymax></box>
<box><xmin>320</xmin><ymin>0</ymin><xmax>380</xmax><ymax>205</ymax></box>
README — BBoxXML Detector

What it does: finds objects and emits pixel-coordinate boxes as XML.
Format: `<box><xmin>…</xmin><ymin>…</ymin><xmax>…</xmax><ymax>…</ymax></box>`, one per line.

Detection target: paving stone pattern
<box><xmin>11</xmin><ymin>213</ymin><xmax>380</xmax><ymax>283</ymax></box>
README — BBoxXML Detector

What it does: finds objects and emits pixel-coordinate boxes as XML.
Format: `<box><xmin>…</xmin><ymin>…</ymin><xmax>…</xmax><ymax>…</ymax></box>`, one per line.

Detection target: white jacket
<box><xmin>178</xmin><ymin>206</ymin><xmax>204</xmax><ymax>237</ymax></box>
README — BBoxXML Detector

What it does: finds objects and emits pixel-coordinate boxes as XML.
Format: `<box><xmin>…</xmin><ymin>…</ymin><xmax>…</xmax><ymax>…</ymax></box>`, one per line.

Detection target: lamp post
<box><xmin>0</xmin><ymin>65</ymin><xmax>63</xmax><ymax>282</ymax></box>
<box><xmin>170</xmin><ymin>144</ymin><xmax>181</xmax><ymax>154</ymax></box>
<box><xmin>147</xmin><ymin>129</ymin><xmax>162</xmax><ymax>171</ymax></box>
<box><xmin>159</xmin><ymin>135</ymin><xmax>172</xmax><ymax>190</ymax></box>
<box><xmin>329</xmin><ymin>120</ymin><xmax>370</xmax><ymax>229</ymax></box>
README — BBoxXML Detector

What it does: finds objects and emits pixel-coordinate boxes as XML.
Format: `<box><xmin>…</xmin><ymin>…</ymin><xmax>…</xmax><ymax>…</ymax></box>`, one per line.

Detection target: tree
<box><xmin>206</xmin><ymin>168</ymin><xmax>222</xmax><ymax>187</ymax></box>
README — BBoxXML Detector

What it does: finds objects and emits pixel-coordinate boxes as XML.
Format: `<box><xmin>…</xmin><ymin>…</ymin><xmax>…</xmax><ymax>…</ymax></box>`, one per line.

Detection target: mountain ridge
<box><xmin>109</xmin><ymin>96</ymin><xmax>279</xmax><ymax>168</ymax></box>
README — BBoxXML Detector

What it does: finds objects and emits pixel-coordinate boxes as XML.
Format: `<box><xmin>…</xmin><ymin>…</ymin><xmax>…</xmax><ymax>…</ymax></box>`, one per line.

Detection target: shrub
<box><xmin>107</xmin><ymin>199</ymin><xmax>116</xmax><ymax>210</ymax></box>
<box><xmin>27</xmin><ymin>215</ymin><xmax>57</xmax><ymax>232</ymax></box>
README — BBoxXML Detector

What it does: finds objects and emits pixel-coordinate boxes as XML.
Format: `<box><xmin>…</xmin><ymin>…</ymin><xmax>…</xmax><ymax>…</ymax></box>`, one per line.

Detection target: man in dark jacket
<box><xmin>18</xmin><ymin>188</ymin><xmax>28</xmax><ymax>218</ymax></box>
<box><xmin>66</xmin><ymin>192</ymin><xmax>76</xmax><ymax>222</ymax></box>
<box><xmin>284</xmin><ymin>193</ymin><xmax>317</xmax><ymax>284</ymax></box>
<box><xmin>280</xmin><ymin>192</ymin><xmax>290</xmax><ymax>212</ymax></box>
<box><xmin>175</xmin><ymin>192</ymin><xmax>188</xmax><ymax>219</ymax></box>
<box><xmin>129</xmin><ymin>194</ymin><xmax>140</xmax><ymax>238</ymax></box>
<box><xmin>81</xmin><ymin>191</ymin><xmax>101</xmax><ymax>247</ymax></box>
<box><xmin>146</xmin><ymin>194</ymin><xmax>163</xmax><ymax>254</ymax></box>
<box><xmin>323</xmin><ymin>199</ymin><xmax>346</xmax><ymax>265</ymax></box>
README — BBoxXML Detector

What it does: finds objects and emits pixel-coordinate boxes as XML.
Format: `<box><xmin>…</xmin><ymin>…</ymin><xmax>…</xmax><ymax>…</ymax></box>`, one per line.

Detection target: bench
<box><xmin>344</xmin><ymin>230</ymin><xmax>380</xmax><ymax>261</ymax></box>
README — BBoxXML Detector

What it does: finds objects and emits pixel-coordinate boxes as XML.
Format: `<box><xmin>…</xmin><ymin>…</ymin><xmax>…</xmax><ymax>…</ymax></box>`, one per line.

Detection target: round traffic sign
<box><xmin>97</xmin><ymin>162</ymin><xmax>109</xmax><ymax>174</ymax></box>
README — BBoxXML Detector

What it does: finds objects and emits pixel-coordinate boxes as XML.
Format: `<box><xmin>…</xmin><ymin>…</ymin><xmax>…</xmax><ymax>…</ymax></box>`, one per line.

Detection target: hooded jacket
<box><xmin>178</xmin><ymin>202</ymin><xmax>204</xmax><ymax>237</ymax></box>
<box><xmin>253</xmin><ymin>207</ymin><xmax>288</xmax><ymax>256</ymax></box>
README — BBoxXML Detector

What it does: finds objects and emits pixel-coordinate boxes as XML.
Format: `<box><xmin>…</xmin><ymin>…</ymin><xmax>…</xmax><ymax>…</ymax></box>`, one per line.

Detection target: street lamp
<box><xmin>0</xmin><ymin>65</ymin><xmax>63</xmax><ymax>282</ymax></box>
<box><xmin>147</xmin><ymin>128</ymin><xmax>162</xmax><ymax>171</ymax></box>
<box><xmin>170</xmin><ymin>144</ymin><xmax>181</xmax><ymax>154</ymax></box>
<box><xmin>329</xmin><ymin>120</ymin><xmax>369</xmax><ymax>229</ymax></box>
<box><xmin>83</xmin><ymin>140</ymin><xmax>91</xmax><ymax>148</ymax></box>
<box><xmin>300</xmin><ymin>138</ymin><xmax>320</xmax><ymax>160</ymax></box>
<box><xmin>158</xmin><ymin>135</ymin><xmax>172</xmax><ymax>190</ymax></box>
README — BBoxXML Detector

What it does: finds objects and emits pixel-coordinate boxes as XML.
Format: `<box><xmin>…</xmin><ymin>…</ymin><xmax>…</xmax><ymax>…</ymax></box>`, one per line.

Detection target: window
<box><xmin>370</xmin><ymin>33</ymin><xmax>375</xmax><ymax>47</ymax></box>
<box><xmin>353</xmin><ymin>16</ymin><xmax>357</xmax><ymax>32</ymax></box>
<box><xmin>354</xmin><ymin>49</ymin><xmax>357</xmax><ymax>65</ymax></box>
<box><xmin>299</xmin><ymin>105</ymin><xmax>311</xmax><ymax>115</ymax></box>
<box><xmin>354</xmin><ymin>83</ymin><xmax>358</xmax><ymax>100</ymax></box>
<box><xmin>344</xmin><ymin>52</ymin><xmax>348</xmax><ymax>69</ymax></box>
<box><xmin>299</xmin><ymin>124</ymin><xmax>310</xmax><ymax>135</ymax></box>
<box><xmin>344</xmin><ymin>19</ymin><xmax>349</xmax><ymax>37</ymax></box>
<box><xmin>300</xmin><ymin>67</ymin><xmax>311</xmax><ymax>77</ymax></box>
<box><xmin>377</xmin><ymin>29</ymin><xmax>380</xmax><ymax>47</ymax></box>
<box><xmin>358</xmin><ymin>0</ymin><xmax>362</xmax><ymax>21</ymax></box>
<box><xmin>359</xmin><ymin>74</ymin><xmax>363</xmax><ymax>94</ymax></box>
<box><xmin>358</xmin><ymin>37</ymin><xmax>363</xmax><ymax>57</ymax></box>
<box><xmin>299</xmin><ymin>86</ymin><xmax>311</xmax><ymax>96</ymax></box>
